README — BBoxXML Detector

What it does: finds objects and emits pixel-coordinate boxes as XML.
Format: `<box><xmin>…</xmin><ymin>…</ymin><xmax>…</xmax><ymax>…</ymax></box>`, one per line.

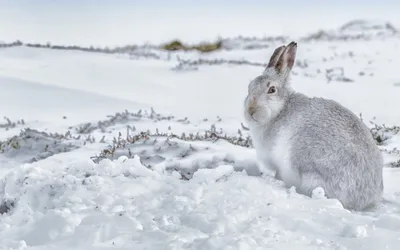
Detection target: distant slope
<box><xmin>0</xmin><ymin>75</ymin><xmax>144</xmax><ymax>122</ymax></box>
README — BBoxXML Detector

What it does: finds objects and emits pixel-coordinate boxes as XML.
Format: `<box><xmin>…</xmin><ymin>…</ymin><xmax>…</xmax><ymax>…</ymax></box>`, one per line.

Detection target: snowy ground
<box><xmin>1</xmin><ymin>18</ymin><xmax>400</xmax><ymax>250</ymax></box>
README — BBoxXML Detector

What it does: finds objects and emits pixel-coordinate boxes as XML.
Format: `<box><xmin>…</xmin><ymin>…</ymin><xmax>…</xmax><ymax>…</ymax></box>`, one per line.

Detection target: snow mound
<box><xmin>0</xmin><ymin>128</ymin><xmax>80</xmax><ymax>164</ymax></box>
<box><xmin>303</xmin><ymin>20</ymin><xmax>399</xmax><ymax>41</ymax></box>
<box><xmin>339</xmin><ymin>20</ymin><xmax>398</xmax><ymax>36</ymax></box>
<box><xmin>91</xmin><ymin>130</ymin><xmax>257</xmax><ymax>179</ymax></box>
<box><xmin>1</xmin><ymin>155</ymin><xmax>400</xmax><ymax>249</ymax></box>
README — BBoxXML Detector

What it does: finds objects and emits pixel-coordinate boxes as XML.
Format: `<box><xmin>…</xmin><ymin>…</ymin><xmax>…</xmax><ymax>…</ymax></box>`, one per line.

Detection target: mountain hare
<box><xmin>244</xmin><ymin>41</ymin><xmax>383</xmax><ymax>210</ymax></box>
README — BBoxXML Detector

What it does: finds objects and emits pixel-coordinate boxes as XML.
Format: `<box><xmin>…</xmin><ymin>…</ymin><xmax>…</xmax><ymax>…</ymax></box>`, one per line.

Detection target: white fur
<box><xmin>251</xmin><ymin>124</ymin><xmax>323</xmax><ymax>194</ymax></box>
<box><xmin>250</xmin><ymin>124</ymin><xmax>299</xmax><ymax>187</ymax></box>
<box><xmin>269</xmin><ymin>128</ymin><xmax>299</xmax><ymax>187</ymax></box>
<box><xmin>248</xmin><ymin>125</ymin><xmax>273</xmax><ymax>173</ymax></box>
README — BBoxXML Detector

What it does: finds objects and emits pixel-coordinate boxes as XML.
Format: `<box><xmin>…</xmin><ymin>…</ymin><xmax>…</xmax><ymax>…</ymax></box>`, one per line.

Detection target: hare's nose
<box><xmin>248</xmin><ymin>106</ymin><xmax>256</xmax><ymax>116</ymax></box>
<box><xmin>248</xmin><ymin>98</ymin><xmax>257</xmax><ymax>116</ymax></box>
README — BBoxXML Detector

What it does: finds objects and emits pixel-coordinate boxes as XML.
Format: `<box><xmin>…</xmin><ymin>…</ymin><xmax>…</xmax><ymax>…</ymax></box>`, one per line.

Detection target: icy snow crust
<box><xmin>1</xmin><ymin>20</ymin><xmax>400</xmax><ymax>249</ymax></box>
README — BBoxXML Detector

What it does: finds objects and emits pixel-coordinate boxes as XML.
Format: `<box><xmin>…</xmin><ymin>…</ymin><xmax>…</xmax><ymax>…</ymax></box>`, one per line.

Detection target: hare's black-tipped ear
<box><xmin>275</xmin><ymin>41</ymin><xmax>297</xmax><ymax>75</ymax></box>
<box><xmin>267</xmin><ymin>45</ymin><xmax>286</xmax><ymax>68</ymax></box>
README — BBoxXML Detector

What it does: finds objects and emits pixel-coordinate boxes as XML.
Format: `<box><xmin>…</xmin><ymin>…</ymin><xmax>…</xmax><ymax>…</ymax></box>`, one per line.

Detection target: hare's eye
<box><xmin>267</xmin><ymin>86</ymin><xmax>276</xmax><ymax>94</ymax></box>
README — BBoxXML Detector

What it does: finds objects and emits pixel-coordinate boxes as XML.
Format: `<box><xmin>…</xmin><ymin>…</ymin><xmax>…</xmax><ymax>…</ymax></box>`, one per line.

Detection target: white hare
<box><xmin>243</xmin><ymin>41</ymin><xmax>383</xmax><ymax>210</ymax></box>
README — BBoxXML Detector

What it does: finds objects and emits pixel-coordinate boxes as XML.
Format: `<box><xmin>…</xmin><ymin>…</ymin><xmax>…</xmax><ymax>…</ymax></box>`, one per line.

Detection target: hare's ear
<box><xmin>267</xmin><ymin>45</ymin><xmax>286</xmax><ymax>68</ymax></box>
<box><xmin>275</xmin><ymin>41</ymin><xmax>297</xmax><ymax>76</ymax></box>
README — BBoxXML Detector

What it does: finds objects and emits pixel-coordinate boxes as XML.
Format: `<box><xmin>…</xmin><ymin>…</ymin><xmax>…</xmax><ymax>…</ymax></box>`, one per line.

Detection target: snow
<box><xmin>1</xmin><ymin>4</ymin><xmax>400</xmax><ymax>250</ymax></box>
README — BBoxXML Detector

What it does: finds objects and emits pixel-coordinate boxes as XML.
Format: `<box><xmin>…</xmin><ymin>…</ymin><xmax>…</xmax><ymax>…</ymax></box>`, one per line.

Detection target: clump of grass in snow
<box><xmin>172</xmin><ymin>57</ymin><xmax>265</xmax><ymax>71</ymax></box>
<box><xmin>0</xmin><ymin>128</ymin><xmax>83</xmax><ymax>163</ymax></box>
<box><xmin>368</xmin><ymin>121</ymin><xmax>400</xmax><ymax>145</ymax></box>
<box><xmin>90</xmin><ymin>125</ymin><xmax>258</xmax><ymax>180</ymax></box>
<box><xmin>74</xmin><ymin>108</ymin><xmax>182</xmax><ymax>134</ymax></box>
<box><xmin>91</xmin><ymin>125</ymin><xmax>252</xmax><ymax>164</ymax></box>
<box><xmin>390</xmin><ymin>159</ymin><xmax>400</xmax><ymax>167</ymax></box>
<box><xmin>162</xmin><ymin>39</ymin><xmax>223</xmax><ymax>52</ymax></box>
<box><xmin>0</xmin><ymin>117</ymin><xmax>25</xmax><ymax>130</ymax></box>
<box><xmin>0</xmin><ymin>199</ymin><xmax>15</xmax><ymax>215</ymax></box>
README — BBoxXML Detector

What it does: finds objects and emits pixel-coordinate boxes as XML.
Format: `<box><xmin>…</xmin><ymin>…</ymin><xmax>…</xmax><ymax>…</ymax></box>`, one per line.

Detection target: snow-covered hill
<box><xmin>1</xmin><ymin>19</ymin><xmax>400</xmax><ymax>250</ymax></box>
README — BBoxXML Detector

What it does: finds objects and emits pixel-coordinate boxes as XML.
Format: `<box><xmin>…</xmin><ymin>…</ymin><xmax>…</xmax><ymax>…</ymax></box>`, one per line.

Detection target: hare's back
<box><xmin>287</xmin><ymin>94</ymin><xmax>376</xmax><ymax>155</ymax></box>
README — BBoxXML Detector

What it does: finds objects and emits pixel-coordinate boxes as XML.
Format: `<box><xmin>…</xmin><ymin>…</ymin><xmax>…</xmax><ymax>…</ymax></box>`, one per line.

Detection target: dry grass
<box><xmin>161</xmin><ymin>39</ymin><xmax>223</xmax><ymax>52</ymax></box>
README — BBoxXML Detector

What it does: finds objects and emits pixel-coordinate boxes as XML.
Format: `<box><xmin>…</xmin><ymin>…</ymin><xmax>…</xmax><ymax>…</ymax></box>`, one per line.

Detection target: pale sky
<box><xmin>0</xmin><ymin>0</ymin><xmax>399</xmax><ymax>46</ymax></box>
